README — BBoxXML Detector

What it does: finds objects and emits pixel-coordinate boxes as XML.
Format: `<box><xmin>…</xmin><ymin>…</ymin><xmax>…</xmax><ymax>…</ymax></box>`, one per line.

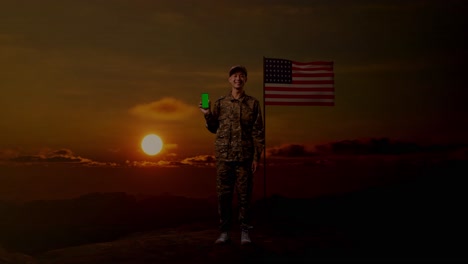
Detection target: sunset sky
<box><xmin>1</xmin><ymin>0</ymin><xmax>467</xmax><ymax>169</ymax></box>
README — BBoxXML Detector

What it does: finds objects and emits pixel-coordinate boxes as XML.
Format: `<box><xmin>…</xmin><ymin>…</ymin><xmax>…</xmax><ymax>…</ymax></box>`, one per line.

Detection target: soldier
<box><xmin>199</xmin><ymin>65</ymin><xmax>265</xmax><ymax>245</ymax></box>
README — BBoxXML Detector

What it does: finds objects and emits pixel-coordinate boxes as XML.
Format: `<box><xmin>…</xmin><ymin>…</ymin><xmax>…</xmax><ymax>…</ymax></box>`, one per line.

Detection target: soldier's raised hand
<box><xmin>198</xmin><ymin>100</ymin><xmax>211</xmax><ymax>115</ymax></box>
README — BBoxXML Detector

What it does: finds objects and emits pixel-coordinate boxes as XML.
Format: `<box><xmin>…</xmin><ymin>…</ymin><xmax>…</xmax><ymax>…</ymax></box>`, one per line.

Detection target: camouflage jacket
<box><xmin>204</xmin><ymin>91</ymin><xmax>265</xmax><ymax>162</ymax></box>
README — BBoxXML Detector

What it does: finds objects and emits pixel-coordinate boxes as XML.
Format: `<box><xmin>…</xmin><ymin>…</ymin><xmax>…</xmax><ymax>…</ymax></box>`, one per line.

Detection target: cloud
<box><xmin>129</xmin><ymin>97</ymin><xmax>197</xmax><ymax>121</ymax></box>
<box><xmin>11</xmin><ymin>155</ymin><xmax>81</xmax><ymax>163</ymax></box>
<box><xmin>267</xmin><ymin>144</ymin><xmax>317</xmax><ymax>158</ymax></box>
<box><xmin>125</xmin><ymin>154</ymin><xmax>216</xmax><ymax>168</ymax></box>
<box><xmin>264</xmin><ymin>139</ymin><xmax>468</xmax><ymax>167</ymax></box>
<box><xmin>125</xmin><ymin>160</ymin><xmax>183</xmax><ymax>168</ymax></box>
<box><xmin>180</xmin><ymin>155</ymin><xmax>216</xmax><ymax>167</ymax></box>
<box><xmin>10</xmin><ymin>148</ymin><xmax>83</xmax><ymax>163</ymax></box>
<box><xmin>7</xmin><ymin>148</ymin><xmax>117</xmax><ymax>167</ymax></box>
<box><xmin>315</xmin><ymin>138</ymin><xmax>468</xmax><ymax>156</ymax></box>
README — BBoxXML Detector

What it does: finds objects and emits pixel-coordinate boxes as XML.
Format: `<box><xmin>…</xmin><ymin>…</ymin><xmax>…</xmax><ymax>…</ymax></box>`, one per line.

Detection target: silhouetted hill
<box><xmin>253</xmin><ymin>159</ymin><xmax>468</xmax><ymax>260</ymax></box>
<box><xmin>0</xmin><ymin>192</ymin><xmax>218</xmax><ymax>255</ymax></box>
<box><xmin>0</xmin><ymin>160</ymin><xmax>467</xmax><ymax>262</ymax></box>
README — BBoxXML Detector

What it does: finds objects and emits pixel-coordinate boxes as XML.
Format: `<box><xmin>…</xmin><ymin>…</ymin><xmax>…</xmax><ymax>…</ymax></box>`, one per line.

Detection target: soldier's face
<box><xmin>228</xmin><ymin>72</ymin><xmax>247</xmax><ymax>90</ymax></box>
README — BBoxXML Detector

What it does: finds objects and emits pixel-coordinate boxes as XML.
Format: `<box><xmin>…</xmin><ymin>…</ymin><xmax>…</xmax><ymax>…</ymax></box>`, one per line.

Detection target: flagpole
<box><xmin>262</xmin><ymin>56</ymin><xmax>267</xmax><ymax>201</ymax></box>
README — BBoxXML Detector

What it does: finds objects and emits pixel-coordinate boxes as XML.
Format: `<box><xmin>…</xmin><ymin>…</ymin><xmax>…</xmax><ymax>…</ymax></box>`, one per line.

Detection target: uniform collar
<box><xmin>226</xmin><ymin>90</ymin><xmax>246</xmax><ymax>102</ymax></box>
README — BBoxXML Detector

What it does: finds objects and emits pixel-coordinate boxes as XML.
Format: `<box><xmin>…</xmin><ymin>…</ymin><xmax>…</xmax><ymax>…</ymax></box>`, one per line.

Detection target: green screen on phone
<box><xmin>201</xmin><ymin>93</ymin><xmax>209</xmax><ymax>109</ymax></box>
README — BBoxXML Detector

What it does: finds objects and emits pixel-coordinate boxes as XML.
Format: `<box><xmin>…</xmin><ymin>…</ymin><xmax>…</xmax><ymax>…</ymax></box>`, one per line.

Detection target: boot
<box><xmin>215</xmin><ymin>231</ymin><xmax>230</xmax><ymax>244</ymax></box>
<box><xmin>241</xmin><ymin>230</ymin><xmax>251</xmax><ymax>245</ymax></box>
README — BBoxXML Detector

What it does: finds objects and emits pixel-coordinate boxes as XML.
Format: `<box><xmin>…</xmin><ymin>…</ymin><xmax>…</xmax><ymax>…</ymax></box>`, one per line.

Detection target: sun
<box><xmin>141</xmin><ymin>134</ymin><xmax>163</xmax><ymax>156</ymax></box>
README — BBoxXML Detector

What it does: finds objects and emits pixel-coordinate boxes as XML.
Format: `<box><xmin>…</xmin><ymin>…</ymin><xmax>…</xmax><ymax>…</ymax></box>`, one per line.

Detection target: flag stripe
<box><xmin>265</xmin><ymin>94</ymin><xmax>335</xmax><ymax>99</ymax></box>
<box><xmin>264</xmin><ymin>87</ymin><xmax>334</xmax><ymax>92</ymax></box>
<box><xmin>291</xmin><ymin>64</ymin><xmax>333</xmax><ymax>72</ymax></box>
<box><xmin>291</xmin><ymin>80</ymin><xmax>334</xmax><ymax>84</ymax></box>
<box><xmin>292</xmin><ymin>72</ymin><xmax>334</xmax><ymax>77</ymax></box>
<box><xmin>292</xmin><ymin>66</ymin><xmax>332</xmax><ymax>71</ymax></box>
<box><xmin>292</xmin><ymin>70</ymin><xmax>332</xmax><ymax>74</ymax></box>
<box><xmin>265</xmin><ymin>98</ymin><xmax>334</xmax><ymax>102</ymax></box>
<box><xmin>292</xmin><ymin>61</ymin><xmax>333</xmax><ymax>66</ymax></box>
<box><xmin>265</xmin><ymin>101</ymin><xmax>335</xmax><ymax>106</ymax></box>
<box><xmin>292</xmin><ymin>77</ymin><xmax>334</xmax><ymax>81</ymax></box>
<box><xmin>265</xmin><ymin>91</ymin><xmax>334</xmax><ymax>95</ymax></box>
<box><xmin>264</xmin><ymin>83</ymin><xmax>334</xmax><ymax>88</ymax></box>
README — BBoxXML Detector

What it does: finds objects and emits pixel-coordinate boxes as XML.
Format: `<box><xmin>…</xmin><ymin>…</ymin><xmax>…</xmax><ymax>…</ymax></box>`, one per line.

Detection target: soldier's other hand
<box><xmin>198</xmin><ymin>100</ymin><xmax>211</xmax><ymax>115</ymax></box>
<box><xmin>252</xmin><ymin>161</ymin><xmax>258</xmax><ymax>173</ymax></box>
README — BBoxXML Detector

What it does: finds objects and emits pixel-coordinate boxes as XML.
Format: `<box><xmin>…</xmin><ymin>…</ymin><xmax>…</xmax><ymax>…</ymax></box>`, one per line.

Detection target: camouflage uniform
<box><xmin>204</xmin><ymin>91</ymin><xmax>265</xmax><ymax>232</ymax></box>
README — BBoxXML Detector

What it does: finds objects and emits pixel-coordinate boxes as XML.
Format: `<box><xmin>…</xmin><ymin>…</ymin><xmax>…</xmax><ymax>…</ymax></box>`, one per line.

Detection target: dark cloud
<box><xmin>266</xmin><ymin>139</ymin><xmax>468</xmax><ymax>160</ymax></box>
<box><xmin>267</xmin><ymin>144</ymin><xmax>317</xmax><ymax>158</ymax></box>
<box><xmin>8</xmin><ymin>148</ymin><xmax>116</xmax><ymax>167</ymax></box>
<box><xmin>10</xmin><ymin>151</ymin><xmax>83</xmax><ymax>163</ymax></box>
<box><xmin>50</xmin><ymin>149</ymin><xmax>73</xmax><ymax>156</ymax></box>
<box><xmin>21</xmin><ymin>148</ymin><xmax>83</xmax><ymax>163</ymax></box>
<box><xmin>10</xmin><ymin>155</ymin><xmax>45</xmax><ymax>163</ymax></box>
<box><xmin>315</xmin><ymin>138</ymin><xmax>468</xmax><ymax>156</ymax></box>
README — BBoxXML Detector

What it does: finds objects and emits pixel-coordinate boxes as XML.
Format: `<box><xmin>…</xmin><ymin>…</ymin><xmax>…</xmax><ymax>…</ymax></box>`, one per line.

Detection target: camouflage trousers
<box><xmin>216</xmin><ymin>160</ymin><xmax>254</xmax><ymax>232</ymax></box>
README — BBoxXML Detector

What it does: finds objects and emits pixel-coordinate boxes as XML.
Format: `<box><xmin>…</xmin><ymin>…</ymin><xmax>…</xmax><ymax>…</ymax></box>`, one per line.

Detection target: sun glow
<box><xmin>141</xmin><ymin>134</ymin><xmax>163</xmax><ymax>156</ymax></box>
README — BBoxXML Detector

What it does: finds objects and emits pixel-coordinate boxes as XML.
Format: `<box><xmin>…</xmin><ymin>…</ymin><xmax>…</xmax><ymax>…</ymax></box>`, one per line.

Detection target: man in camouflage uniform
<box><xmin>199</xmin><ymin>65</ymin><xmax>265</xmax><ymax>245</ymax></box>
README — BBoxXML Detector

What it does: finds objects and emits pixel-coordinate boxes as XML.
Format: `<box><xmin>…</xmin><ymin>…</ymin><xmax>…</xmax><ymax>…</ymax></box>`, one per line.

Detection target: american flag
<box><xmin>263</xmin><ymin>58</ymin><xmax>334</xmax><ymax>106</ymax></box>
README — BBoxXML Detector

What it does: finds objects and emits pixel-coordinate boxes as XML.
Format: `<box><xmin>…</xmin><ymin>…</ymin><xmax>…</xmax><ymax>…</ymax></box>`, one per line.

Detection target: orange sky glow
<box><xmin>0</xmin><ymin>1</ymin><xmax>467</xmax><ymax>202</ymax></box>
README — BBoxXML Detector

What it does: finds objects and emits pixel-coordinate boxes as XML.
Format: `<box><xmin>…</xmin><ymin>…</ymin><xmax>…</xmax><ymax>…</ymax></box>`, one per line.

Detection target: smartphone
<box><xmin>201</xmin><ymin>93</ymin><xmax>209</xmax><ymax>109</ymax></box>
